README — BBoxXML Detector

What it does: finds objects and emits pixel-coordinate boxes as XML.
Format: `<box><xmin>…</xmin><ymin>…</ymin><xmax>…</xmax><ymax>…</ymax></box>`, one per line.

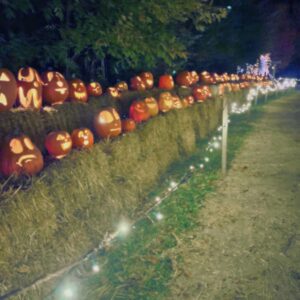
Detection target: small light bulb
<box><xmin>170</xmin><ymin>181</ymin><xmax>177</xmax><ymax>188</ymax></box>
<box><xmin>155</xmin><ymin>212</ymin><xmax>164</xmax><ymax>221</ymax></box>
<box><xmin>155</xmin><ymin>196</ymin><xmax>161</xmax><ymax>203</ymax></box>
<box><xmin>189</xmin><ymin>165</ymin><xmax>195</xmax><ymax>171</ymax></box>
<box><xmin>204</xmin><ymin>157</ymin><xmax>210</xmax><ymax>162</ymax></box>
<box><xmin>92</xmin><ymin>264</ymin><xmax>100</xmax><ymax>273</ymax></box>
<box><xmin>63</xmin><ymin>288</ymin><xmax>74</xmax><ymax>298</ymax></box>
<box><xmin>117</xmin><ymin>220</ymin><xmax>130</xmax><ymax>236</ymax></box>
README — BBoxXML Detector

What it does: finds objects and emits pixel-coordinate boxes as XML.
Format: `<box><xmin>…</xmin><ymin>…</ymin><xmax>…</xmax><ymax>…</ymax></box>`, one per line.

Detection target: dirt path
<box><xmin>167</xmin><ymin>92</ymin><xmax>300</xmax><ymax>300</ymax></box>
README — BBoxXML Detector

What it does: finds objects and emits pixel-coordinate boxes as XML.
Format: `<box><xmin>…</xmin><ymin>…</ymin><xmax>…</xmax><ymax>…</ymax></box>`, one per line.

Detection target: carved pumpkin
<box><xmin>130</xmin><ymin>76</ymin><xmax>146</xmax><ymax>91</ymax></box>
<box><xmin>87</xmin><ymin>82</ymin><xmax>102</xmax><ymax>97</ymax></box>
<box><xmin>144</xmin><ymin>97</ymin><xmax>159</xmax><ymax>117</ymax></box>
<box><xmin>172</xmin><ymin>95</ymin><xmax>183</xmax><ymax>109</ymax></box>
<box><xmin>17</xmin><ymin>67</ymin><xmax>43</xmax><ymax>110</ymax></box>
<box><xmin>203</xmin><ymin>86</ymin><xmax>212</xmax><ymax>98</ymax></box>
<box><xmin>122</xmin><ymin>118</ymin><xmax>136</xmax><ymax>133</ymax></box>
<box><xmin>181</xmin><ymin>97</ymin><xmax>189</xmax><ymax>108</ymax></box>
<box><xmin>45</xmin><ymin>131</ymin><xmax>72</xmax><ymax>159</ymax></box>
<box><xmin>68</xmin><ymin>79</ymin><xmax>88</xmax><ymax>102</ymax></box>
<box><xmin>41</xmin><ymin>71</ymin><xmax>69</xmax><ymax>105</ymax></box>
<box><xmin>106</xmin><ymin>87</ymin><xmax>121</xmax><ymax>98</ymax></box>
<box><xmin>175</xmin><ymin>71</ymin><xmax>193</xmax><ymax>87</ymax></box>
<box><xmin>182</xmin><ymin>95</ymin><xmax>195</xmax><ymax>106</ymax></box>
<box><xmin>115</xmin><ymin>81</ymin><xmax>128</xmax><ymax>92</ymax></box>
<box><xmin>129</xmin><ymin>100</ymin><xmax>150</xmax><ymax>123</ymax></box>
<box><xmin>158</xmin><ymin>74</ymin><xmax>174</xmax><ymax>90</ymax></box>
<box><xmin>193</xmin><ymin>86</ymin><xmax>207</xmax><ymax>102</ymax></box>
<box><xmin>140</xmin><ymin>72</ymin><xmax>154</xmax><ymax>89</ymax></box>
<box><xmin>94</xmin><ymin>108</ymin><xmax>122</xmax><ymax>138</ymax></box>
<box><xmin>0</xmin><ymin>68</ymin><xmax>18</xmax><ymax>112</ymax></box>
<box><xmin>71</xmin><ymin>128</ymin><xmax>94</xmax><ymax>149</ymax></box>
<box><xmin>199</xmin><ymin>71</ymin><xmax>214</xmax><ymax>85</ymax></box>
<box><xmin>158</xmin><ymin>92</ymin><xmax>173</xmax><ymax>112</ymax></box>
<box><xmin>0</xmin><ymin>135</ymin><xmax>44</xmax><ymax>177</ymax></box>
<box><xmin>190</xmin><ymin>71</ymin><xmax>199</xmax><ymax>84</ymax></box>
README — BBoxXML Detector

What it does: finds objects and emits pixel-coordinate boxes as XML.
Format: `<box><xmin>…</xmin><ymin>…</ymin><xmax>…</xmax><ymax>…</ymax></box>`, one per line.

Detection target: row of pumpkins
<box><xmin>0</xmin><ymin>66</ymin><xmax>266</xmax><ymax>112</ymax></box>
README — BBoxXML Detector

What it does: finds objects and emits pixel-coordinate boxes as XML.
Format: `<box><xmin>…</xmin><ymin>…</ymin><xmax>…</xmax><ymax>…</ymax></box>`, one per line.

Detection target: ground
<box><xmin>166</xmin><ymin>92</ymin><xmax>300</xmax><ymax>300</ymax></box>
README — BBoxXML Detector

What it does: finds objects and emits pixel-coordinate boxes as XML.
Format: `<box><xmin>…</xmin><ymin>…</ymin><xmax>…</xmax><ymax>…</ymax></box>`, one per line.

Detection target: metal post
<box><xmin>222</xmin><ymin>96</ymin><xmax>229</xmax><ymax>175</ymax></box>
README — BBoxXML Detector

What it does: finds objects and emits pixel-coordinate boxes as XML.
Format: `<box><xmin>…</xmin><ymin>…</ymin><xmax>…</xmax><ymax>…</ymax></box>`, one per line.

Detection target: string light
<box><xmin>155</xmin><ymin>212</ymin><xmax>164</xmax><ymax>221</ymax></box>
<box><xmin>92</xmin><ymin>264</ymin><xmax>100</xmax><ymax>273</ymax></box>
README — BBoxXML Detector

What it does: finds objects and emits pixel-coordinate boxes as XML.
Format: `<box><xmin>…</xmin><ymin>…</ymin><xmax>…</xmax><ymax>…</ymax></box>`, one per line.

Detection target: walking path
<box><xmin>166</xmin><ymin>92</ymin><xmax>300</xmax><ymax>300</ymax></box>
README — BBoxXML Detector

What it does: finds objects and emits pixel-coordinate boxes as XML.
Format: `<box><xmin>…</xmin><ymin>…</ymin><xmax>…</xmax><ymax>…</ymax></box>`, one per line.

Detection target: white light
<box><xmin>155</xmin><ymin>196</ymin><xmax>161</xmax><ymax>203</ymax></box>
<box><xmin>63</xmin><ymin>288</ymin><xmax>74</xmax><ymax>298</ymax></box>
<box><xmin>155</xmin><ymin>212</ymin><xmax>164</xmax><ymax>221</ymax></box>
<box><xmin>199</xmin><ymin>164</ymin><xmax>204</xmax><ymax>169</ymax></box>
<box><xmin>117</xmin><ymin>220</ymin><xmax>130</xmax><ymax>236</ymax></box>
<box><xmin>170</xmin><ymin>181</ymin><xmax>177</xmax><ymax>188</ymax></box>
<box><xmin>209</xmin><ymin>148</ymin><xmax>213</xmax><ymax>152</ymax></box>
<box><xmin>204</xmin><ymin>157</ymin><xmax>209</xmax><ymax>162</ymax></box>
<box><xmin>189</xmin><ymin>165</ymin><xmax>195</xmax><ymax>171</ymax></box>
<box><xmin>92</xmin><ymin>264</ymin><xmax>100</xmax><ymax>273</ymax></box>
<box><xmin>213</xmin><ymin>141</ymin><xmax>220</xmax><ymax>149</ymax></box>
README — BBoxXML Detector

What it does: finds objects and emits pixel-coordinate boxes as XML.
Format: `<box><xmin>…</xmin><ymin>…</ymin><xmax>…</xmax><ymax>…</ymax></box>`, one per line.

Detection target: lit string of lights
<box><xmin>0</xmin><ymin>78</ymin><xmax>296</xmax><ymax>300</ymax></box>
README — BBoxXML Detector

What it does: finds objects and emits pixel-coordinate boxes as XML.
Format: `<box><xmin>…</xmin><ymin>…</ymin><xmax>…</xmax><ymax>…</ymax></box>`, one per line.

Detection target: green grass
<box><xmin>47</xmin><ymin>93</ymin><xmax>273</xmax><ymax>300</ymax></box>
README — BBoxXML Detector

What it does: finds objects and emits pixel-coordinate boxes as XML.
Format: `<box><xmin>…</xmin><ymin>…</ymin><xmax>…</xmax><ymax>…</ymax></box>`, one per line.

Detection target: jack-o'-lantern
<box><xmin>41</xmin><ymin>71</ymin><xmax>69</xmax><ymax>105</ymax></box>
<box><xmin>68</xmin><ymin>79</ymin><xmax>88</xmax><ymax>102</ymax></box>
<box><xmin>144</xmin><ymin>97</ymin><xmax>159</xmax><ymax>117</ymax></box>
<box><xmin>140</xmin><ymin>72</ymin><xmax>154</xmax><ymax>89</ymax></box>
<box><xmin>129</xmin><ymin>100</ymin><xmax>150</xmax><ymax>123</ymax></box>
<box><xmin>0</xmin><ymin>68</ymin><xmax>18</xmax><ymax>112</ymax></box>
<box><xmin>181</xmin><ymin>97</ymin><xmax>189</xmax><ymax>108</ymax></box>
<box><xmin>17</xmin><ymin>67</ymin><xmax>43</xmax><ymax>110</ymax></box>
<box><xmin>115</xmin><ymin>81</ymin><xmax>128</xmax><ymax>92</ymax></box>
<box><xmin>199</xmin><ymin>71</ymin><xmax>214</xmax><ymax>85</ymax></box>
<box><xmin>45</xmin><ymin>131</ymin><xmax>72</xmax><ymax>159</ymax></box>
<box><xmin>122</xmin><ymin>118</ymin><xmax>136</xmax><ymax>133</ymax></box>
<box><xmin>158</xmin><ymin>74</ymin><xmax>174</xmax><ymax>90</ymax></box>
<box><xmin>130</xmin><ymin>76</ymin><xmax>146</xmax><ymax>91</ymax></box>
<box><xmin>222</xmin><ymin>73</ymin><xmax>230</xmax><ymax>82</ymax></box>
<box><xmin>71</xmin><ymin>128</ymin><xmax>94</xmax><ymax>149</ymax></box>
<box><xmin>87</xmin><ymin>82</ymin><xmax>102</xmax><ymax>97</ymax></box>
<box><xmin>175</xmin><ymin>71</ymin><xmax>193</xmax><ymax>87</ymax></box>
<box><xmin>0</xmin><ymin>135</ymin><xmax>44</xmax><ymax>177</ymax></box>
<box><xmin>172</xmin><ymin>95</ymin><xmax>183</xmax><ymax>109</ymax></box>
<box><xmin>218</xmin><ymin>84</ymin><xmax>225</xmax><ymax>96</ymax></box>
<box><xmin>182</xmin><ymin>95</ymin><xmax>195</xmax><ymax>106</ymax></box>
<box><xmin>158</xmin><ymin>92</ymin><xmax>173</xmax><ymax>112</ymax></box>
<box><xmin>190</xmin><ymin>71</ymin><xmax>199</xmax><ymax>84</ymax></box>
<box><xmin>203</xmin><ymin>86</ymin><xmax>212</xmax><ymax>98</ymax></box>
<box><xmin>106</xmin><ymin>87</ymin><xmax>121</xmax><ymax>98</ymax></box>
<box><xmin>94</xmin><ymin>108</ymin><xmax>122</xmax><ymax>138</ymax></box>
<box><xmin>193</xmin><ymin>86</ymin><xmax>207</xmax><ymax>102</ymax></box>
<box><xmin>231</xmin><ymin>83</ymin><xmax>240</xmax><ymax>92</ymax></box>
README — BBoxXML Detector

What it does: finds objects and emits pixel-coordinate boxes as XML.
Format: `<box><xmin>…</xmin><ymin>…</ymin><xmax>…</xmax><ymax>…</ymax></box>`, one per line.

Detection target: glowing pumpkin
<box><xmin>106</xmin><ymin>87</ymin><xmax>121</xmax><ymax>98</ymax></box>
<box><xmin>94</xmin><ymin>108</ymin><xmax>122</xmax><ymax>138</ymax></box>
<box><xmin>0</xmin><ymin>135</ymin><xmax>44</xmax><ymax>177</ymax></box>
<box><xmin>129</xmin><ymin>100</ymin><xmax>150</xmax><ymax>123</ymax></box>
<box><xmin>175</xmin><ymin>71</ymin><xmax>193</xmax><ymax>87</ymax></box>
<box><xmin>190</xmin><ymin>71</ymin><xmax>199</xmax><ymax>84</ymax></box>
<box><xmin>45</xmin><ymin>131</ymin><xmax>72</xmax><ymax>159</ymax></box>
<box><xmin>130</xmin><ymin>76</ymin><xmax>146</xmax><ymax>91</ymax></box>
<box><xmin>41</xmin><ymin>71</ymin><xmax>69</xmax><ymax>105</ymax></box>
<box><xmin>193</xmin><ymin>86</ymin><xmax>207</xmax><ymax>102</ymax></box>
<box><xmin>182</xmin><ymin>95</ymin><xmax>195</xmax><ymax>106</ymax></box>
<box><xmin>203</xmin><ymin>86</ymin><xmax>212</xmax><ymax>98</ymax></box>
<box><xmin>158</xmin><ymin>92</ymin><xmax>173</xmax><ymax>112</ymax></box>
<box><xmin>87</xmin><ymin>82</ymin><xmax>102</xmax><ymax>97</ymax></box>
<box><xmin>158</xmin><ymin>74</ymin><xmax>174</xmax><ymax>90</ymax></box>
<box><xmin>144</xmin><ymin>97</ymin><xmax>159</xmax><ymax>117</ymax></box>
<box><xmin>140</xmin><ymin>72</ymin><xmax>154</xmax><ymax>89</ymax></box>
<box><xmin>68</xmin><ymin>79</ymin><xmax>88</xmax><ymax>102</ymax></box>
<box><xmin>122</xmin><ymin>118</ymin><xmax>136</xmax><ymax>133</ymax></box>
<box><xmin>172</xmin><ymin>95</ymin><xmax>183</xmax><ymax>109</ymax></box>
<box><xmin>17</xmin><ymin>67</ymin><xmax>43</xmax><ymax>110</ymax></box>
<box><xmin>0</xmin><ymin>68</ymin><xmax>18</xmax><ymax>112</ymax></box>
<box><xmin>115</xmin><ymin>81</ymin><xmax>128</xmax><ymax>92</ymax></box>
<box><xmin>71</xmin><ymin>128</ymin><xmax>94</xmax><ymax>149</ymax></box>
<box><xmin>199</xmin><ymin>71</ymin><xmax>214</xmax><ymax>85</ymax></box>
<box><xmin>181</xmin><ymin>97</ymin><xmax>189</xmax><ymax>108</ymax></box>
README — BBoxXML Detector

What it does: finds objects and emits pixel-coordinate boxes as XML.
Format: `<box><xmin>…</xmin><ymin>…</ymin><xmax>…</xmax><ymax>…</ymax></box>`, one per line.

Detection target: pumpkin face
<box><xmin>45</xmin><ymin>131</ymin><xmax>72</xmax><ymax>159</ymax></box>
<box><xmin>140</xmin><ymin>72</ymin><xmax>154</xmax><ymax>89</ymax></box>
<box><xmin>158</xmin><ymin>74</ymin><xmax>174</xmax><ymax>90</ymax></box>
<box><xmin>130</xmin><ymin>76</ymin><xmax>146</xmax><ymax>91</ymax></box>
<box><xmin>144</xmin><ymin>97</ymin><xmax>159</xmax><ymax>117</ymax></box>
<box><xmin>129</xmin><ymin>101</ymin><xmax>150</xmax><ymax>123</ymax></box>
<box><xmin>181</xmin><ymin>97</ymin><xmax>189</xmax><ymax>108</ymax></box>
<box><xmin>122</xmin><ymin>118</ymin><xmax>136</xmax><ymax>133</ymax></box>
<box><xmin>199</xmin><ymin>71</ymin><xmax>214</xmax><ymax>85</ymax></box>
<box><xmin>68</xmin><ymin>79</ymin><xmax>88</xmax><ymax>102</ymax></box>
<box><xmin>87</xmin><ymin>82</ymin><xmax>102</xmax><ymax>97</ymax></box>
<box><xmin>71</xmin><ymin>128</ymin><xmax>94</xmax><ymax>149</ymax></box>
<box><xmin>175</xmin><ymin>71</ymin><xmax>193</xmax><ymax>87</ymax></box>
<box><xmin>18</xmin><ymin>67</ymin><xmax>43</xmax><ymax>110</ymax></box>
<box><xmin>0</xmin><ymin>135</ymin><xmax>44</xmax><ymax>177</ymax></box>
<box><xmin>203</xmin><ymin>86</ymin><xmax>212</xmax><ymax>98</ymax></box>
<box><xmin>41</xmin><ymin>71</ymin><xmax>69</xmax><ymax>105</ymax></box>
<box><xmin>190</xmin><ymin>71</ymin><xmax>199</xmax><ymax>84</ymax></box>
<box><xmin>0</xmin><ymin>68</ymin><xmax>18</xmax><ymax>112</ymax></box>
<box><xmin>158</xmin><ymin>92</ymin><xmax>173</xmax><ymax>112</ymax></box>
<box><xmin>182</xmin><ymin>95</ymin><xmax>195</xmax><ymax>106</ymax></box>
<box><xmin>193</xmin><ymin>86</ymin><xmax>207</xmax><ymax>102</ymax></box>
<box><xmin>106</xmin><ymin>87</ymin><xmax>121</xmax><ymax>98</ymax></box>
<box><xmin>172</xmin><ymin>95</ymin><xmax>183</xmax><ymax>109</ymax></box>
<box><xmin>115</xmin><ymin>81</ymin><xmax>128</xmax><ymax>92</ymax></box>
<box><xmin>94</xmin><ymin>108</ymin><xmax>122</xmax><ymax>138</ymax></box>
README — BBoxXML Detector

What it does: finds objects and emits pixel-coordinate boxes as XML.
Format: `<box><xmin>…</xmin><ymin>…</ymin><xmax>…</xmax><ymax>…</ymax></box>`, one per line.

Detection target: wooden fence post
<box><xmin>222</xmin><ymin>96</ymin><xmax>229</xmax><ymax>175</ymax></box>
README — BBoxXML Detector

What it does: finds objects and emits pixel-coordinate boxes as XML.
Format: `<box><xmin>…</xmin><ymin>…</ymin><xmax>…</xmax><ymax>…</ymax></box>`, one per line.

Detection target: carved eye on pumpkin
<box><xmin>10</xmin><ymin>139</ymin><xmax>24</xmax><ymax>154</ymax></box>
<box><xmin>99</xmin><ymin>111</ymin><xmax>114</xmax><ymax>123</ymax></box>
<box><xmin>0</xmin><ymin>73</ymin><xmax>10</xmax><ymax>81</ymax></box>
<box><xmin>0</xmin><ymin>68</ymin><xmax>18</xmax><ymax>112</ymax></box>
<box><xmin>71</xmin><ymin>128</ymin><xmax>94</xmax><ymax>149</ymax></box>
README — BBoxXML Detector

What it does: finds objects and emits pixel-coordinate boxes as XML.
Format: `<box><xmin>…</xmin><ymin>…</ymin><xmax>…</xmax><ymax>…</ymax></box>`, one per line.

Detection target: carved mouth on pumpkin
<box><xmin>74</xmin><ymin>91</ymin><xmax>86</xmax><ymax>99</ymax></box>
<box><xmin>0</xmin><ymin>93</ymin><xmax>8</xmax><ymax>106</ymax></box>
<box><xmin>16</xmin><ymin>154</ymin><xmax>36</xmax><ymax>166</ymax></box>
<box><xmin>55</xmin><ymin>88</ymin><xmax>67</xmax><ymax>95</ymax></box>
<box><xmin>61</xmin><ymin>141</ymin><xmax>72</xmax><ymax>150</ymax></box>
<box><xmin>110</xmin><ymin>128</ymin><xmax>120</xmax><ymax>132</ymax></box>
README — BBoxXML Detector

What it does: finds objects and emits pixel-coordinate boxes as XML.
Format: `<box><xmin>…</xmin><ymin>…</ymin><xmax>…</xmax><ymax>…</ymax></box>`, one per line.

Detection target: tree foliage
<box><xmin>0</xmin><ymin>0</ymin><xmax>227</xmax><ymax>81</ymax></box>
